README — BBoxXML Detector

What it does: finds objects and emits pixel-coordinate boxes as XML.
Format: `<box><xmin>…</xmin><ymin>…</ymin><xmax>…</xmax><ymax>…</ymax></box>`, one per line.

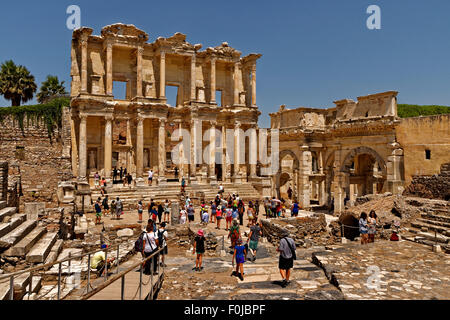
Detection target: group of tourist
<box><xmin>94</xmin><ymin>196</ymin><xmax>124</xmax><ymax>224</ymax></box>
<box><xmin>263</xmin><ymin>196</ymin><xmax>301</xmax><ymax>219</ymax></box>
<box><xmin>113</xmin><ymin>166</ymin><xmax>133</xmax><ymax>186</ymax></box>
<box><xmin>358</xmin><ymin>210</ymin><xmax>379</xmax><ymax>244</ymax></box>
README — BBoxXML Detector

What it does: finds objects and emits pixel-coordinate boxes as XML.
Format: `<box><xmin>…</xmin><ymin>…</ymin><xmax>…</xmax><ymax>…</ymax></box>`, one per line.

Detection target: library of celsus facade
<box><xmin>69</xmin><ymin>23</ymin><xmax>264</xmax><ymax>186</ymax></box>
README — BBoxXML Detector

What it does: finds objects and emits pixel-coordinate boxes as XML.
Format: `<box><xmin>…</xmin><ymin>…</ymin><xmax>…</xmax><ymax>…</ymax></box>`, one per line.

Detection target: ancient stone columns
<box><xmin>234</xmin><ymin>62</ymin><xmax>240</xmax><ymax>105</ymax></box>
<box><xmin>136</xmin><ymin>117</ymin><xmax>144</xmax><ymax>179</ymax></box>
<box><xmin>234</xmin><ymin>122</ymin><xmax>242</xmax><ymax>182</ymax></box>
<box><xmin>190</xmin><ymin>119</ymin><xmax>199</xmax><ymax>182</ymax></box>
<box><xmin>298</xmin><ymin>145</ymin><xmax>312</xmax><ymax>209</ymax></box>
<box><xmin>249</xmin><ymin>125</ymin><xmax>258</xmax><ymax>178</ymax></box>
<box><xmin>80</xmin><ymin>35</ymin><xmax>88</xmax><ymax>93</ymax></box>
<box><xmin>78</xmin><ymin>114</ymin><xmax>87</xmax><ymax>180</ymax></box>
<box><xmin>191</xmin><ymin>55</ymin><xmax>196</xmax><ymax>101</ymax></box>
<box><xmin>136</xmin><ymin>46</ymin><xmax>143</xmax><ymax>97</ymax></box>
<box><xmin>251</xmin><ymin>64</ymin><xmax>257</xmax><ymax>106</ymax></box>
<box><xmin>105</xmin><ymin>42</ymin><xmax>113</xmax><ymax>95</ymax></box>
<box><xmin>210</xmin><ymin>57</ymin><xmax>216</xmax><ymax>104</ymax></box>
<box><xmin>104</xmin><ymin>115</ymin><xmax>113</xmax><ymax>179</ymax></box>
<box><xmin>158</xmin><ymin>119</ymin><xmax>166</xmax><ymax>183</ymax></box>
<box><xmin>160</xmin><ymin>51</ymin><xmax>166</xmax><ymax>99</ymax></box>
<box><xmin>209</xmin><ymin>121</ymin><xmax>217</xmax><ymax>182</ymax></box>
<box><xmin>386</xmin><ymin>142</ymin><xmax>405</xmax><ymax>194</ymax></box>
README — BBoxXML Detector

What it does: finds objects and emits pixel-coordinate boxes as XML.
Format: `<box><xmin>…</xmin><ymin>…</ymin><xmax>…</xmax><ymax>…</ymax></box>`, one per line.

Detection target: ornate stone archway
<box><xmin>274</xmin><ymin>150</ymin><xmax>299</xmax><ymax>199</ymax></box>
<box><xmin>340</xmin><ymin>146</ymin><xmax>387</xmax><ymax>177</ymax></box>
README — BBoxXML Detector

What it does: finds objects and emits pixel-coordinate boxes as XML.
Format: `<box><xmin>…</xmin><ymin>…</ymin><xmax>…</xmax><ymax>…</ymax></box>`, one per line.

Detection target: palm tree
<box><xmin>0</xmin><ymin>60</ymin><xmax>37</xmax><ymax>106</ymax></box>
<box><xmin>36</xmin><ymin>75</ymin><xmax>67</xmax><ymax>104</ymax></box>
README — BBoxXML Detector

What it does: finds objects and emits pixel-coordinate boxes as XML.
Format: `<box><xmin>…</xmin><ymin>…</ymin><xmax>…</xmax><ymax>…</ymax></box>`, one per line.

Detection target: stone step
<box><xmin>5</xmin><ymin>226</ymin><xmax>47</xmax><ymax>257</ymax></box>
<box><xmin>0</xmin><ymin>201</ymin><xmax>6</xmax><ymax>210</ymax></box>
<box><xmin>406</xmin><ymin>227</ymin><xmax>450</xmax><ymax>244</ymax></box>
<box><xmin>13</xmin><ymin>272</ymin><xmax>31</xmax><ymax>300</ymax></box>
<box><xmin>0</xmin><ymin>207</ymin><xmax>17</xmax><ymax>222</ymax></box>
<box><xmin>0</xmin><ymin>278</ymin><xmax>12</xmax><ymax>300</ymax></box>
<box><xmin>27</xmin><ymin>232</ymin><xmax>58</xmax><ymax>263</ymax></box>
<box><xmin>417</xmin><ymin>217</ymin><xmax>450</xmax><ymax>229</ymax></box>
<box><xmin>0</xmin><ymin>220</ymin><xmax>37</xmax><ymax>249</ymax></box>
<box><xmin>420</xmin><ymin>213</ymin><xmax>450</xmax><ymax>224</ymax></box>
<box><xmin>411</xmin><ymin>221</ymin><xmax>450</xmax><ymax>236</ymax></box>
<box><xmin>43</xmin><ymin>239</ymin><xmax>64</xmax><ymax>269</ymax></box>
<box><xmin>0</xmin><ymin>214</ymin><xmax>26</xmax><ymax>238</ymax></box>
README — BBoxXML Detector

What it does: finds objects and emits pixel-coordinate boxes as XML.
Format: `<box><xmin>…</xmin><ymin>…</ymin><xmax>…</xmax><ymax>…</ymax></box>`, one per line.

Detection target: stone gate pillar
<box><xmin>158</xmin><ymin>119</ymin><xmax>167</xmax><ymax>185</ymax></box>
<box><xmin>298</xmin><ymin>145</ymin><xmax>312</xmax><ymax>209</ymax></box>
<box><xmin>386</xmin><ymin>142</ymin><xmax>405</xmax><ymax>194</ymax></box>
<box><xmin>78</xmin><ymin>114</ymin><xmax>88</xmax><ymax>180</ymax></box>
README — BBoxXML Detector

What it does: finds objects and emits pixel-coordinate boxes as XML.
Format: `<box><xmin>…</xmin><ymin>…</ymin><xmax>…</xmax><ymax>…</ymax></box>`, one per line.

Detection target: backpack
<box><xmin>135</xmin><ymin>232</ymin><xmax>147</xmax><ymax>252</ymax></box>
<box><xmin>283</xmin><ymin>237</ymin><xmax>296</xmax><ymax>260</ymax></box>
<box><xmin>157</xmin><ymin>229</ymin><xmax>165</xmax><ymax>247</ymax></box>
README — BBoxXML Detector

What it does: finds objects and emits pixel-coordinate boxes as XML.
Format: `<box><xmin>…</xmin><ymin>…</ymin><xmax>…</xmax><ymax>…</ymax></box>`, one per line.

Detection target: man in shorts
<box><xmin>187</xmin><ymin>204</ymin><xmax>195</xmax><ymax>223</ymax></box>
<box><xmin>247</xmin><ymin>220</ymin><xmax>262</xmax><ymax>262</ymax></box>
<box><xmin>277</xmin><ymin>230</ymin><xmax>296</xmax><ymax>288</ymax></box>
<box><xmin>148</xmin><ymin>169</ymin><xmax>153</xmax><ymax>186</ymax></box>
<box><xmin>157</xmin><ymin>222</ymin><xmax>169</xmax><ymax>267</ymax></box>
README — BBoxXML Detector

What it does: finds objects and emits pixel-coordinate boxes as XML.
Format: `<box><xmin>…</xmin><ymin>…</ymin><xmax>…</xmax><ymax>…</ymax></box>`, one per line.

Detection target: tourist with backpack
<box><xmin>277</xmin><ymin>230</ymin><xmax>296</xmax><ymax>288</ymax></box>
<box><xmin>216</xmin><ymin>206</ymin><xmax>222</xmax><ymax>229</ymax></box>
<box><xmin>291</xmin><ymin>200</ymin><xmax>299</xmax><ymax>217</ymax></box>
<box><xmin>157</xmin><ymin>222</ymin><xmax>168</xmax><ymax>267</ymax></box>
<box><xmin>187</xmin><ymin>204</ymin><xmax>195</xmax><ymax>224</ymax></box>
<box><xmin>225</xmin><ymin>206</ymin><xmax>233</xmax><ymax>231</ymax></box>
<box><xmin>193</xmin><ymin>229</ymin><xmax>206</xmax><ymax>271</ymax></box>
<box><xmin>247</xmin><ymin>219</ymin><xmax>262</xmax><ymax>262</ymax></box>
<box><xmin>138</xmin><ymin>221</ymin><xmax>159</xmax><ymax>275</ymax></box>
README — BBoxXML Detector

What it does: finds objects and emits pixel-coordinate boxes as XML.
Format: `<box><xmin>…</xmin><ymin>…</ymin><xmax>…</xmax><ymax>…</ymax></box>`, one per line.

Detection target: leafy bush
<box><xmin>0</xmin><ymin>97</ymin><xmax>70</xmax><ymax>140</ymax></box>
<box><xmin>398</xmin><ymin>104</ymin><xmax>450</xmax><ymax>118</ymax></box>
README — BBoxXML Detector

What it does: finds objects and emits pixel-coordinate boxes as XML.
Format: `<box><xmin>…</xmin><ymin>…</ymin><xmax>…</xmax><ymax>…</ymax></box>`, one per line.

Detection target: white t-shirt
<box><xmin>148</xmin><ymin>171</ymin><xmax>153</xmax><ymax>178</ymax></box>
<box><xmin>143</xmin><ymin>231</ymin><xmax>157</xmax><ymax>253</ymax></box>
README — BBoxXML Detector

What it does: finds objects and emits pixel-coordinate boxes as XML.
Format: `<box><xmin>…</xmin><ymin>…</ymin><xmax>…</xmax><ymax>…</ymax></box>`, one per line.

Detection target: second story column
<box><xmin>136</xmin><ymin>46</ymin><xmax>143</xmax><ymax>97</ymax></box>
<box><xmin>159</xmin><ymin>51</ymin><xmax>166</xmax><ymax>99</ymax></box>
<box><xmin>233</xmin><ymin>121</ymin><xmax>242</xmax><ymax>182</ymax></box>
<box><xmin>191</xmin><ymin>55</ymin><xmax>196</xmax><ymax>101</ymax></box>
<box><xmin>78</xmin><ymin>113</ymin><xmax>87</xmax><ymax>180</ymax></box>
<box><xmin>105</xmin><ymin>42</ymin><xmax>113</xmax><ymax>95</ymax></box>
<box><xmin>190</xmin><ymin>119</ymin><xmax>198</xmax><ymax>183</ymax></box>
<box><xmin>80</xmin><ymin>36</ymin><xmax>88</xmax><ymax>93</ymax></box>
<box><xmin>251</xmin><ymin>64</ymin><xmax>257</xmax><ymax>106</ymax></box>
<box><xmin>210</xmin><ymin>57</ymin><xmax>216</xmax><ymax>104</ymax></box>
<box><xmin>233</xmin><ymin>62</ymin><xmax>240</xmax><ymax>105</ymax></box>
<box><xmin>104</xmin><ymin>115</ymin><xmax>113</xmax><ymax>180</ymax></box>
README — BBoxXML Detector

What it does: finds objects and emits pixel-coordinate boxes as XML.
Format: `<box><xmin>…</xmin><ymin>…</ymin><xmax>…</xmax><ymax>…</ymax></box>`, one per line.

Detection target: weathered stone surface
<box><xmin>26</xmin><ymin>232</ymin><xmax>58</xmax><ymax>263</ymax></box>
<box><xmin>117</xmin><ymin>228</ymin><xmax>134</xmax><ymax>238</ymax></box>
<box><xmin>6</xmin><ymin>226</ymin><xmax>46</xmax><ymax>257</ymax></box>
<box><xmin>0</xmin><ymin>220</ymin><xmax>37</xmax><ymax>249</ymax></box>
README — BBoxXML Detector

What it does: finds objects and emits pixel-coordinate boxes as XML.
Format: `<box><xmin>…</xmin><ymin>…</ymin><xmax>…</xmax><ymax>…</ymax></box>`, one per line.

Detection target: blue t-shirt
<box><xmin>232</xmin><ymin>209</ymin><xmax>238</xmax><ymax>219</ymax></box>
<box><xmin>292</xmin><ymin>203</ymin><xmax>299</xmax><ymax>213</ymax></box>
<box><xmin>235</xmin><ymin>245</ymin><xmax>245</xmax><ymax>258</ymax></box>
<box><xmin>359</xmin><ymin>218</ymin><xmax>368</xmax><ymax>234</ymax></box>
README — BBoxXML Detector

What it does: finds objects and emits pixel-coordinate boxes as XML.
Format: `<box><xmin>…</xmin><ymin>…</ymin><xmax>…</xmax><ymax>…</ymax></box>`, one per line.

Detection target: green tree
<box><xmin>0</xmin><ymin>60</ymin><xmax>37</xmax><ymax>106</ymax></box>
<box><xmin>36</xmin><ymin>75</ymin><xmax>67</xmax><ymax>104</ymax></box>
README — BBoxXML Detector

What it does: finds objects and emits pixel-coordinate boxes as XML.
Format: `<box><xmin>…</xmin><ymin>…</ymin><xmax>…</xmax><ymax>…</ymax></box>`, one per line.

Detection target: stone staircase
<box><xmin>91</xmin><ymin>182</ymin><xmax>261</xmax><ymax>210</ymax></box>
<box><xmin>403</xmin><ymin>201</ymin><xmax>450</xmax><ymax>252</ymax></box>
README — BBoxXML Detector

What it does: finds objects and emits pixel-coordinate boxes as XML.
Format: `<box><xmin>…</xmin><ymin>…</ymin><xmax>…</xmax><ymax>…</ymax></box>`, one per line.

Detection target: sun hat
<box><xmin>197</xmin><ymin>229</ymin><xmax>204</xmax><ymax>236</ymax></box>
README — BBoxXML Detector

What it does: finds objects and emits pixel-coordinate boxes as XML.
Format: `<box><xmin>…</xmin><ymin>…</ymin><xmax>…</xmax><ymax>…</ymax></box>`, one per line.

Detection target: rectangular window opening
<box><xmin>216</xmin><ymin>90</ymin><xmax>222</xmax><ymax>107</ymax></box>
<box><xmin>113</xmin><ymin>81</ymin><xmax>127</xmax><ymax>100</ymax></box>
<box><xmin>425</xmin><ymin>150</ymin><xmax>431</xmax><ymax>160</ymax></box>
<box><xmin>165</xmin><ymin>85</ymin><xmax>178</xmax><ymax>107</ymax></box>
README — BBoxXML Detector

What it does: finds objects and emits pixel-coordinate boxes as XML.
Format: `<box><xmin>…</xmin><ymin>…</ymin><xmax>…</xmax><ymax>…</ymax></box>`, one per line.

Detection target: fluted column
<box><xmin>210</xmin><ymin>57</ymin><xmax>216</xmax><ymax>104</ymax></box>
<box><xmin>80</xmin><ymin>36</ymin><xmax>88</xmax><ymax>93</ymax></box>
<box><xmin>191</xmin><ymin>55</ymin><xmax>196</xmax><ymax>101</ymax></box>
<box><xmin>209</xmin><ymin>121</ymin><xmax>217</xmax><ymax>181</ymax></box>
<box><xmin>104</xmin><ymin>115</ymin><xmax>113</xmax><ymax>179</ymax></box>
<box><xmin>177</xmin><ymin>121</ymin><xmax>185</xmax><ymax>178</ymax></box>
<box><xmin>105</xmin><ymin>42</ymin><xmax>113</xmax><ymax>95</ymax></box>
<box><xmin>234</xmin><ymin>122</ymin><xmax>242</xmax><ymax>182</ymax></box>
<box><xmin>159</xmin><ymin>51</ymin><xmax>166</xmax><ymax>99</ymax></box>
<box><xmin>136</xmin><ymin>46</ymin><xmax>143</xmax><ymax>97</ymax></box>
<box><xmin>251</xmin><ymin>64</ymin><xmax>256</xmax><ymax>106</ymax></box>
<box><xmin>249</xmin><ymin>125</ymin><xmax>257</xmax><ymax>177</ymax></box>
<box><xmin>136</xmin><ymin>117</ymin><xmax>144</xmax><ymax>179</ymax></box>
<box><xmin>233</xmin><ymin>62</ymin><xmax>240</xmax><ymax>105</ymax></box>
<box><xmin>78</xmin><ymin>114</ymin><xmax>87</xmax><ymax>180</ymax></box>
<box><xmin>221</xmin><ymin>125</ymin><xmax>228</xmax><ymax>182</ymax></box>
<box><xmin>158</xmin><ymin>119</ymin><xmax>166</xmax><ymax>183</ymax></box>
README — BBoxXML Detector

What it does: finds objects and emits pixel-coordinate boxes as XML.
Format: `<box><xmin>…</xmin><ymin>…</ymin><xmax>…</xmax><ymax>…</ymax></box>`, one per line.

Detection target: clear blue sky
<box><xmin>1</xmin><ymin>0</ymin><xmax>450</xmax><ymax>127</ymax></box>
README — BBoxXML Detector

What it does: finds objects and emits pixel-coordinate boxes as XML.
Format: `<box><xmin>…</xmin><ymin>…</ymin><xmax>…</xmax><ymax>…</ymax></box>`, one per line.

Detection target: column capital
<box><xmin>137</xmin><ymin>46</ymin><xmax>144</xmax><ymax>55</ymax></box>
<box><xmin>159</xmin><ymin>118</ymin><xmax>166</xmax><ymax>126</ymax></box>
<box><xmin>209</xmin><ymin>120</ymin><xmax>217</xmax><ymax>127</ymax></box>
<box><xmin>104</xmin><ymin>114</ymin><xmax>114</xmax><ymax>121</ymax></box>
<box><xmin>234</xmin><ymin>121</ymin><xmax>241</xmax><ymax>129</ymax></box>
<box><xmin>79</xmin><ymin>113</ymin><xmax>88</xmax><ymax>121</ymax></box>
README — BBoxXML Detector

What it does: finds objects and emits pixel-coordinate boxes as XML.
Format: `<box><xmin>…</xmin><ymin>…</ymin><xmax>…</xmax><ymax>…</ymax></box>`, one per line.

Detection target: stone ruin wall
<box><xmin>0</xmin><ymin>112</ymin><xmax>72</xmax><ymax>211</ymax></box>
<box><xmin>260</xmin><ymin>214</ymin><xmax>338</xmax><ymax>248</ymax></box>
<box><xmin>404</xmin><ymin>162</ymin><xmax>450</xmax><ymax>200</ymax></box>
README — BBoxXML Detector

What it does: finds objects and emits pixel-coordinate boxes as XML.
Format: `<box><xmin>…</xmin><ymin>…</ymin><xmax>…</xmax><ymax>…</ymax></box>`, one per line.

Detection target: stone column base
<box><xmin>135</xmin><ymin>178</ymin><xmax>146</xmax><ymax>187</ymax></box>
<box><xmin>158</xmin><ymin>176</ymin><xmax>167</xmax><ymax>185</ymax></box>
